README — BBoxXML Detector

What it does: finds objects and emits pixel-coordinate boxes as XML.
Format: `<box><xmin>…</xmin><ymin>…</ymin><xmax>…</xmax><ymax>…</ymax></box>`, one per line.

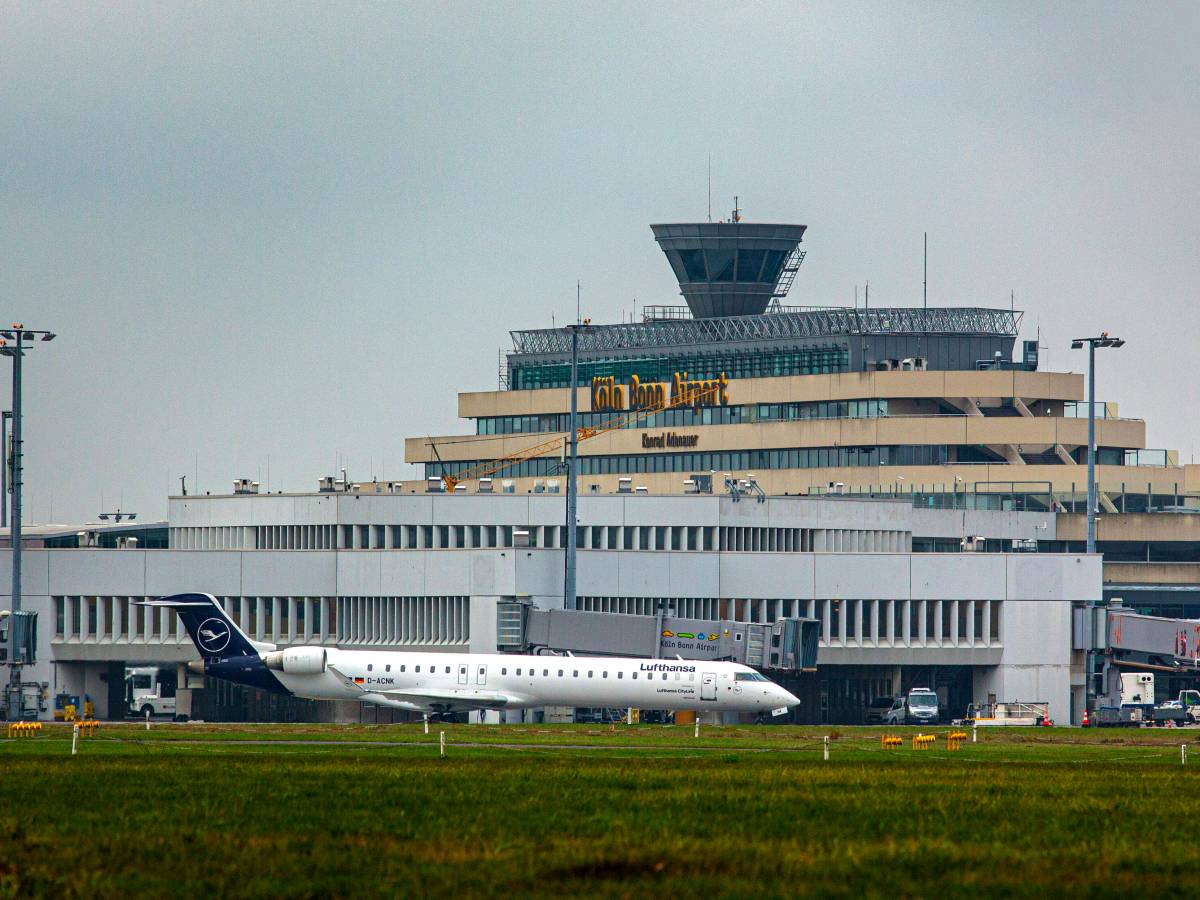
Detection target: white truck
<box><xmin>126</xmin><ymin>666</ymin><xmax>177</xmax><ymax>718</ymax></box>
<box><xmin>1094</xmin><ymin>673</ymin><xmax>1200</xmax><ymax>726</ymax></box>
<box><xmin>1120</xmin><ymin>672</ymin><xmax>1155</xmax><ymax>709</ymax></box>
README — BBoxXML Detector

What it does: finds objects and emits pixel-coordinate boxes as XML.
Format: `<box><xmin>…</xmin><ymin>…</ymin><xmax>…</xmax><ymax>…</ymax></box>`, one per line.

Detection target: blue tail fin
<box><xmin>137</xmin><ymin>593</ymin><xmax>289</xmax><ymax>695</ymax></box>
<box><xmin>139</xmin><ymin>593</ymin><xmax>260</xmax><ymax>660</ymax></box>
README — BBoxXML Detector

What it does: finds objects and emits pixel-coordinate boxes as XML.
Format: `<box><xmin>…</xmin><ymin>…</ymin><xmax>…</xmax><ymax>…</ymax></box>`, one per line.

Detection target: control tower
<box><xmin>651</xmin><ymin>220</ymin><xmax>807</xmax><ymax>318</ymax></box>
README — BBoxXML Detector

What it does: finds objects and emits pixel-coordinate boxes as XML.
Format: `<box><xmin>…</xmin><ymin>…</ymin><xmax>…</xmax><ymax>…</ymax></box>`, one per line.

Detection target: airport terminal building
<box><xmin>413</xmin><ymin>222</ymin><xmax>1188</xmax><ymax>510</ymax></box>
<box><xmin>8</xmin><ymin>217</ymin><xmax>1195</xmax><ymax>726</ymax></box>
<box><xmin>8</xmin><ymin>491</ymin><xmax>1096</xmax><ymax>724</ymax></box>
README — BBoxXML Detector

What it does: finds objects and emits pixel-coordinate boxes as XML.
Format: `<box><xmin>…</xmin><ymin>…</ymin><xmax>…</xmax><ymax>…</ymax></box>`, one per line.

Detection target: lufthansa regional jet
<box><xmin>143</xmin><ymin>593</ymin><xmax>801</xmax><ymax>718</ymax></box>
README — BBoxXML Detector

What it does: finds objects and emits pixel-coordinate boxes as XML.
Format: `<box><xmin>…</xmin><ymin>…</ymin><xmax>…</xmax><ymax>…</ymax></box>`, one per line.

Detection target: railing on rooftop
<box><xmin>510</xmin><ymin>306</ymin><xmax>1024</xmax><ymax>356</ymax></box>
<box><xmin>811</xmin><ymin>480</ymin><xmax>1199</xmax><ymax>515</ymax></box>
<box><xmin>1065</xmin><ymin>401</ymin><xmax>1117</xmax><ymax>419</ymax></box>
<box><xmin>641</xmin><ymin>303</ymin><xmax>847</xmax><ymax>322</ymax></box>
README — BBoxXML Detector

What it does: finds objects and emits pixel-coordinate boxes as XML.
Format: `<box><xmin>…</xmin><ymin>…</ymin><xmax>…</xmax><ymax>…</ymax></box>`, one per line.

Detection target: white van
<box><xmin>883</xmin><ymin>688</ymin><xmax>940</xmax><ymax>725</ymax></box>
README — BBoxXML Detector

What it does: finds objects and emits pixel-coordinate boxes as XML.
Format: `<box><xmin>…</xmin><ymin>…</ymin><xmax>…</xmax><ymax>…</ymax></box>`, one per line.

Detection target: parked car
<box><xmin>865</xmin><ymin>696</ymin><xmax>895</xmax><ymax>724</ymax></box>
<box><xmin>883</xmin><ymin>689</ymin><xmax>941</xmax><ymax>726</ymax></box>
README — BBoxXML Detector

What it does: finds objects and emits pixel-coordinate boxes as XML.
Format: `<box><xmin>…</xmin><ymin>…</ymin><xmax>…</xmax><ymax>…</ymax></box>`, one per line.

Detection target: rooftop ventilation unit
<box><xmin>683</xmin><ymin>478</ymin><xmax>698</xmax><ymax>494</ymax></box>
<box><xmin>318</xmin><ymin>476</ymin><xmax>336</xmax><ymax>493</ymax></box>
<box><xmin>513</xmin><ymin>528</ymin><xmax>530</xmax><ymax>548</ymax></box>
<box><xmin>477</xmin><ymin>477</ymin><xmax>494</xmax><ymax>493</ymax></box>
<box><xmin>453</xmin><ymin>484</ymin><xmax>467</xmax><ymax>493</ymax></box>
<box><xmin>545</xmin><ymin>479</ymin><xmax>561</xmax><ymax>494</ymax></box>
<box><xmin>634</xmin><ymin>485</ymin><xmax>649</xmax><ymax>494</ymax></box>
<box><xmin>426</xmin><ymin>477</ymin><xmax>445</xmax><ymax>493</ymax></box>
<box><xmin>617</xmin><ymin>477</ymin><xmax>633</xmax><ymax>494</ymax></box>
<box><xmin>501</xmin><ymin>479</ymin><xmax>516</xmax><ymax>494</ymax></box>
<box><xmin>233</xmin><ymin>478</ymin><xmax>260</xmax><ymax>495</ymax></box>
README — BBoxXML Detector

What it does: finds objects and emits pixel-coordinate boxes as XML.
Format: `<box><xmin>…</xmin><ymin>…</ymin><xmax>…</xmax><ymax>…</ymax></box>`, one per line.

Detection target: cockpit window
<box><xmin>735</xmin><ymin>672</ymin><xmax>769</xmax><ymax>682</ymax></box>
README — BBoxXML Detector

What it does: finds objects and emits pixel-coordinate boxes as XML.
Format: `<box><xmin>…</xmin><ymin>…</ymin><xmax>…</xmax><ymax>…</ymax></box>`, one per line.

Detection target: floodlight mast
<box><xmin>1069</xmin><ymin>333</ymin><xmax>1125</xmax><ymax>558</ymax></box>
<box><xmin>0</xmin><ymin>325</ymin><xmax>55</xmax><ymax>711</ymax></box>
<box><xmin>564</xmin><ymin>322</ymin><xmax>581</xmax><ymax>611</ymax></box>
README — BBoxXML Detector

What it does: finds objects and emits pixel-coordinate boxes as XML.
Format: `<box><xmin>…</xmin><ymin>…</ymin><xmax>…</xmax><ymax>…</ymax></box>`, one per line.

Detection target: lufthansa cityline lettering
<box><xmin>642</xmin><ymin>432</ymin><xmax>699</xmax><ymax>449</ymax></box>
<box><xmin>590</xmin><ymin>372</ymin><xmax>730</xmax><ymax>413</ymax></box>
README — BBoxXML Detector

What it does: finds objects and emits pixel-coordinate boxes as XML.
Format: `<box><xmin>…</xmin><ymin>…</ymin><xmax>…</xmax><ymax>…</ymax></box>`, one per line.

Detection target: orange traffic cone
<box><xmin>1082</xmin><ymin>709</ymin><xmax>1090</xmax><ymax>728</ymax></box>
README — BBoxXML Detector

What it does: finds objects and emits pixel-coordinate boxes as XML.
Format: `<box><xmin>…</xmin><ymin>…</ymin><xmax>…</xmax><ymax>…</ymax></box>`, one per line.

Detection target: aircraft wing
<box><xmin>327</xmin><ymin>664</ymin><xmax>518</xmax><ymax>713</ymax></box>
<box><xmin>326</xmin><ymin>664</ymin><xmax>364</xmax><ymax>693</ymax></box>
<box><xmin>378</xmin><ymin>687</ymin><xmax>517</xmax><ymax>712</ymax></box>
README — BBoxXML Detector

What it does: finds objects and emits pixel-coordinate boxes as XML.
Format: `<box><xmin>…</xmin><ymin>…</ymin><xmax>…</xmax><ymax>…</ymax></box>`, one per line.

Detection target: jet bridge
<box><xmin>495</xmin><ymin>602</ymin><xmax>819</xmax><ymax>673</ymax></box>
<box><xmin>1076</xmin><ymin>603</ymin><xmax>1200</xmax><ymax>707</ymax></box>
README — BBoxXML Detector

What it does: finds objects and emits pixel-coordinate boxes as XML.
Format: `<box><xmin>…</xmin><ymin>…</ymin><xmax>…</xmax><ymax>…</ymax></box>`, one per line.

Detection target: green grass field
<box><xmin>3</xmin><ymin>723</ymin><xmax>1199</xmax><ymax>898</ymax></box>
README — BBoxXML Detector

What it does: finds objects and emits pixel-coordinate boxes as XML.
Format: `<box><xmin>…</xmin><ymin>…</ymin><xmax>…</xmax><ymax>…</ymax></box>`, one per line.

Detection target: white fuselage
<box><xmin>274</xmin><ymin>647</ymin><xmax>798</xmax><ymax>714</ymax></box>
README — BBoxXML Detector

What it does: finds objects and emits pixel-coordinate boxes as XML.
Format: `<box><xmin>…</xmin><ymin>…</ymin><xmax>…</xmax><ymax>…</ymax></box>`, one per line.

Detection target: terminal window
<box><xmin>509</xmin><ymin>346</ymin><xmax>850</xmax><ymax>390</ymax></box>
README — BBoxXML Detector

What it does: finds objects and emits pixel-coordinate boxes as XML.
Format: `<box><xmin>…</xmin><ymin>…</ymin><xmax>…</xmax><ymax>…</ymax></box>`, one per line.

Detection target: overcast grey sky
<box><xmin>1</xmin><ymin>2</ymin><xmax>1196</xmax><ymax>524</ymax></box>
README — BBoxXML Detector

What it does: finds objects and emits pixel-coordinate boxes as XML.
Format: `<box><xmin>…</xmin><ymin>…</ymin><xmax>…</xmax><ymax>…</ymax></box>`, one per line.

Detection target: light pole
<box><xmin>0</xmin><ymin>325</ymin><xmax>55</xmax><ymax>699</ymax></box>
<box><xmin>562</xmin><ymin>320</ymin><xmax>589</xmax><ymax>612</ymax></box>
<box><xmin>1</xmin><ymin>410</ymin><xmax>10</xmax><ymax>529</ymax></box>
<box><xmin>98</xmin><ymin>510</ymin><xmax>138</xmax><ymax>523</ymax></box>
<box><xmin>1070</xmin><ymin>334</ymin><xmax>1124</xmax><ymax>556</ymax></box>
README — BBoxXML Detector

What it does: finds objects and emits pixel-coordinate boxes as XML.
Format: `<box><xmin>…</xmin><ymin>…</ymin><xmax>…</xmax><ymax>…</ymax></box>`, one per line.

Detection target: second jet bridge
<box><xmin>1075</xmin><ymin>603</ymin><xmax>1200</xmax><ymax>705</ymax></box>
<box><xmin>495</xmin><ymin>601</ymin><xmax>819</xmax><ymax>673</ymax></box>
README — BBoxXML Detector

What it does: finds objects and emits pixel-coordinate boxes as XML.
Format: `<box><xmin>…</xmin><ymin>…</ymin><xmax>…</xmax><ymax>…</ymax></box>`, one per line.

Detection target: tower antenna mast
<box><xmin>707</xmin><ymin>155</ymin><xmax>712</xmax><ymax>223</ymax></box>
<box><xmin>923</xmin><ymin>232</ymin><xmax>928</xmax><ymax>310</ymax></box>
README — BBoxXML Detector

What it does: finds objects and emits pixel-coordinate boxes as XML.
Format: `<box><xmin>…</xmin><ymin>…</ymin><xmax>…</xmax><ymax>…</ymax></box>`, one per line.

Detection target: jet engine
<box><xmin>262</xmin><ymin>647</ymin><xmax>327</xmax><ymax>675</ymax></box>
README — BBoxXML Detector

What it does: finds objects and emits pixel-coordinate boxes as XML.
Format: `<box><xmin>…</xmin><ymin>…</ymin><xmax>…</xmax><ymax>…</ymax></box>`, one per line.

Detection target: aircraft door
<box><xmin>457</xmin><ymin>664</ymin><xmax>468</xmax><ymax>685</ymax></box>
<box><xmin>476</xmin><ymin>664</ymin><xmax>487</xmax><ymax>685</ymax></box>
<box><xmin>701</xmin><ymin>672</ymin><xmax>717</xmax><ymax>701</ymax></box>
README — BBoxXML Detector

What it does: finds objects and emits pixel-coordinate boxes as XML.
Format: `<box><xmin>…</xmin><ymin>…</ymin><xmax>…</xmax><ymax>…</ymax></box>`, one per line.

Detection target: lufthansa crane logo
<box><xmin>197</xmin><ymin>618</ymin><xmax>231</xmax><ymax>654</ymax></box>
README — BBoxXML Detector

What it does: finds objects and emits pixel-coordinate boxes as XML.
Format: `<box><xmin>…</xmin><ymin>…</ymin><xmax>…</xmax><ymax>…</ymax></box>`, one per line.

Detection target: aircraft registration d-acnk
<box><xmin>142</xmin><ymin>593</ymin><xmax>801</xmax><ymax>718</ymax></box>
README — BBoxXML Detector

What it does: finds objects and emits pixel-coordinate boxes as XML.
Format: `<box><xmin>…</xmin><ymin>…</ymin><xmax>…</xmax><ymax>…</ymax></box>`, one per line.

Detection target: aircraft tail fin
<box><xmin>136</xmin><ymin>593</ymin><xmax>268</xmax><ymax>660</ymax></box>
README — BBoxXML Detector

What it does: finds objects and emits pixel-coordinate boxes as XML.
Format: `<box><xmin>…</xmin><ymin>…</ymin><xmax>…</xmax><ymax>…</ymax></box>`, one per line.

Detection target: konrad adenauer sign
<box><xmin>642</xmin><ymin>432</ymin><xmax>698</xmax><ymax>449</ymax></box>
<box><xmin>590</xmin><ymin>372</ymin><xmax>729</xmax><ymax>413</ymax></box>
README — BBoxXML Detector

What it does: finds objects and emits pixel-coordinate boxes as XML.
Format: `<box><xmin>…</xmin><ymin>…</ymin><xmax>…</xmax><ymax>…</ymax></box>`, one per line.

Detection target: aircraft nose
<box><xmin>778</xmin><ymin>687</ymin><xmax>800</xmax><ymax>708</ymax></box>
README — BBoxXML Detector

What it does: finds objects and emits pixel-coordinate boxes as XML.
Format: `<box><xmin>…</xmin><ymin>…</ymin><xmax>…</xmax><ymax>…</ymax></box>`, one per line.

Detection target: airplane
<box><xmin>141</xmin><ymin>593</ymin><xmax>801</xmax><ymax>719</ymax></box>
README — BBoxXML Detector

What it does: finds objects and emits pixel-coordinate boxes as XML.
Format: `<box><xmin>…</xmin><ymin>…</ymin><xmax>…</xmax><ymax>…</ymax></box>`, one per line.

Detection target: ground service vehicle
<box><xmin>126</xmin><ymin>666</ymin><xmax>176</xmax><ymax>718</ymax></box>
<box><xmin>963</xmin><ymin>701</ymin><xmax>1049</xmax><ymax>726</ymax></box>
<box><xmin>1120</xmin><ymin>672</ymin><xmax>1155</xmax><ymax>709</ymax></box>
<box><xmin>864</xmin><ymin>696</ymin><xmax>894</xmax><ymax>724</ymax></box>
<box><xmin>1177</xmin><ymin>690</ymin><xmax>1200</xmax><ymax>721</ymax></box>
<box><xmin>883</xmin><ymin>689</ymin><xmax>940</xmax><ymax>725</ymax></box>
